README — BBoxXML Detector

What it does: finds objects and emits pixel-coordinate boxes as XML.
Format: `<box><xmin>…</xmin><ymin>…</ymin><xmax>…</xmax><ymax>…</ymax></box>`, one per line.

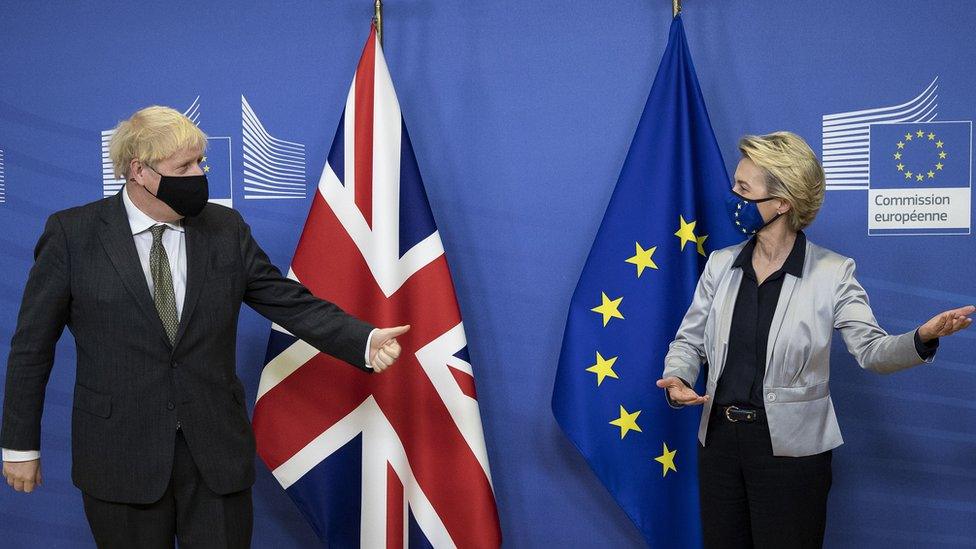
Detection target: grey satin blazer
<box><xmin>664</xmin><ymin>237</ymin><xmax>934</xmax><ymax>457</ymax></box>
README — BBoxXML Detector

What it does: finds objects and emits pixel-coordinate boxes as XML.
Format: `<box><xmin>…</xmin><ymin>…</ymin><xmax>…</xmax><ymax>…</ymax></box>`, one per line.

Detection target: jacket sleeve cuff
<box><xmin>913</xmin><ymin>329</ymin><xmax>939</xmax><ymax>362</ymax></box>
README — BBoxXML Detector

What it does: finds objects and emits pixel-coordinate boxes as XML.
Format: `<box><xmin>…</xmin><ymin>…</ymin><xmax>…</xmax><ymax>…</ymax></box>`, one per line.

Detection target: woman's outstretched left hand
<box><xmin>918</xmin><ymin>305</ymin><xmax>974</xmax><ymax>342</ymax></box>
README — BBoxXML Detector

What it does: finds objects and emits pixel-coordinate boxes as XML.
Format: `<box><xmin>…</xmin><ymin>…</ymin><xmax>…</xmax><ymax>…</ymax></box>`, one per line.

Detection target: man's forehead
<box><xmin>163</xmin><ymin>147</ymin><xmax>204</xmax><ymax>164</ymax></box>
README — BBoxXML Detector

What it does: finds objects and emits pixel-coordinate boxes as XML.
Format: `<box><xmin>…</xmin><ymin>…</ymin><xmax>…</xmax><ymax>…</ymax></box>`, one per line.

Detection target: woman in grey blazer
<box><xmin>656</xmin><ymin>132</ymin><xmax>973</xmax><ymax>549</ymax></box>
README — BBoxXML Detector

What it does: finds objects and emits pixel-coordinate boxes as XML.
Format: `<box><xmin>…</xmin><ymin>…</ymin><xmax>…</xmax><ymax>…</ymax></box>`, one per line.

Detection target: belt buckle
<box><xmin>724</xmin><ymin>405</ymin><xmax>740</xmax><ymax>423</ymax></box>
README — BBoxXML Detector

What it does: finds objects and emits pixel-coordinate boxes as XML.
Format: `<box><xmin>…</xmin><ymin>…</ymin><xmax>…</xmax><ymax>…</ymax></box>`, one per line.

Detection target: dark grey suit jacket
<box><xmin>0</xmin><ymin>192</ymin><xmax>374</xmax><ymax>503</ymax></box>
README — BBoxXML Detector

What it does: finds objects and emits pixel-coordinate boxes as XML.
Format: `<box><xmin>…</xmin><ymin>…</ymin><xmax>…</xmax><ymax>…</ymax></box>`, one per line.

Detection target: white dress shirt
<box><xmin>3</xmin><ymin>187</ymin><xmax>377</xmax><ymax>463</ymax></box>
<box><xmin>122</xmin><ymin>187</ymin><xmax>188</xmax><ymax>318</ymax></box>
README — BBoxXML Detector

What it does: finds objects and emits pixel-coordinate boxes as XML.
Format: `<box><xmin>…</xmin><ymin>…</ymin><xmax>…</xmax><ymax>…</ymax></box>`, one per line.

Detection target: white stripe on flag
<box><xmin>415</xmin><ymin>323</ymin><xmax>495</xmax><ymax>488</ymax></box>
<box><xmin>272</xmin><ymin>396</ymin><xmax>457</xmax><ymax>548</ymax></box>
<box><xmin>370</xmin><ymin>37</ymin><xmax>404</xmax><ymax>291</ymax></box>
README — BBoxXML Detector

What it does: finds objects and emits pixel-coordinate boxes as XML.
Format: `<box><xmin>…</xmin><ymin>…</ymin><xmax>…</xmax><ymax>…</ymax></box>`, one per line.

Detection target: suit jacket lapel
<box><xmin>765</xmin><ymin>274</ymin><xmax>799</xmax><ymax>370</ymax></box>
<box><xmin>173</xmin><ymin>214</ymin><xmax>209</xmax><ymax>349</ymax></box>
<box><xmin>97</xmin><ymin>192</ymin><xmax>172</xmax><ymax>348</ymax></box>
<box><xmin>712</xmin><ymin>267</ymin><xmax>743</xmax><ymax>381</ymax></box>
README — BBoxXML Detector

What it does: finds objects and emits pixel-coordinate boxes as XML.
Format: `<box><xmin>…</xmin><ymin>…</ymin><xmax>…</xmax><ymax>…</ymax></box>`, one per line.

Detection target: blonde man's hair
<box><xmin>738</xmin><ymin>132</ymin><xmax>826</xmax><ymax>232</ymax></box>
<box><xmin>109</xmin><ymin>106</ymin><xmax>207</xmax><ymax>179</ymax></box>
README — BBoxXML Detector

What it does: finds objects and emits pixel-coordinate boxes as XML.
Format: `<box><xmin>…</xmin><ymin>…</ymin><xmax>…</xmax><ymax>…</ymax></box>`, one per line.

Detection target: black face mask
<box><xmin>144</xmin><ymin>164</ymin><xmax>209</xmax><ymax>217</ymax></box>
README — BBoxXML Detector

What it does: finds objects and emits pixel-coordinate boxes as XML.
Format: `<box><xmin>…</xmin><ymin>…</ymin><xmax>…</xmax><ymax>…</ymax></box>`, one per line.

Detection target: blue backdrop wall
<box><xmin>1</xmin><ymin>1</ymin><xmax>974</xmax><ymax>547</ymax></box>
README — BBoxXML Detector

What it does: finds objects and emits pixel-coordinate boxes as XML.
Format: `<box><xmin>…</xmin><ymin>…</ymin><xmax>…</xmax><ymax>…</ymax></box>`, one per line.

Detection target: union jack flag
<box><xmin>252</xmin><ymin>25</ymin><xmax>501</xmax><ymax>548</ymax></box>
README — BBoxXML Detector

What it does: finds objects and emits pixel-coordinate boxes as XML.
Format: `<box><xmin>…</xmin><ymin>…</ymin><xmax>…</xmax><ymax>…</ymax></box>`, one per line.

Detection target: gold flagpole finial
<box><xmin>673</xmin><ymin>0</ymin><xmax>681</xmax><ymax>18</ymax></box>
<box><xmin>374</xmin><ymin>0</ymin><xmax>383</xmax><ymax>46</ymax></box>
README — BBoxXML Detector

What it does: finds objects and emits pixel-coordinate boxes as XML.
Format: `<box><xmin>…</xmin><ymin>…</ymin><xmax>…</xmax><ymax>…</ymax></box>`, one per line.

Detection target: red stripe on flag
<box><xmin>253</xmin><ymin>191</ymin><xmax>501</xmax><ymax>548</ymax></box>
<box><xmin>449</xmin><ymin>366</ymin><xmax>478</xmax><ymax>400</ymax></box>
<box><xmin>387</xmin><ymin>463</ymin><xmax>404</xmax><ymax>549</ymax></box>
<box><xmin>354</xmin><ymin>25</ymin><xmax>376</xmax><ymax>227</ymax></box>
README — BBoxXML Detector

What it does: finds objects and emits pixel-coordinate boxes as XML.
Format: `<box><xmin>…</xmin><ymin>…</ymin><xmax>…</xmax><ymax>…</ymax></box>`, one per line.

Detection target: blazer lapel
<box><xmin>172</xmin><ymin>215</ymin><xmax>209</xmax><ymax>349</ymax></box>
<box><xmin>97</xmin><ymin>192</ymin><xmax>172</xmax><ymax>348</ymax></box>
<box><xmin>711</xmin><ymin>267</ymin><xmax>743</xmax><ymax>380</ymax></box>
<box><xmin>765</xmin><ymin>274</ymin><xmax>799</xmax><ymax>370</ymax></box>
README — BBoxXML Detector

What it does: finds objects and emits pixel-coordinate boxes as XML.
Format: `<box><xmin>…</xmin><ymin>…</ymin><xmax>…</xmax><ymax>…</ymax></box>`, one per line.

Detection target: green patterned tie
<box><xmin>149</xmin><ymin>225</ymin><xmax>179</xmax><ymax>344</ymax></box>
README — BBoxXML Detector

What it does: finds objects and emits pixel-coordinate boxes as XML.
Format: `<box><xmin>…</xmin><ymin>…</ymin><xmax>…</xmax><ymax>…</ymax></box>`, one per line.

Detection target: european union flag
<box><xmin>552</xmin><ymin>16</ymin><xmax>742</xmax><ymax>546</ymax></box>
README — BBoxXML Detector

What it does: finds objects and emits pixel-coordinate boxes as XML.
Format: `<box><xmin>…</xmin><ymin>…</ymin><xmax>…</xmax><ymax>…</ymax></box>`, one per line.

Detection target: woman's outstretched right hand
<box><xmin>656</xmin><ymin>376</ymin><xmax>709</xmax><ymax>406</ymax></box>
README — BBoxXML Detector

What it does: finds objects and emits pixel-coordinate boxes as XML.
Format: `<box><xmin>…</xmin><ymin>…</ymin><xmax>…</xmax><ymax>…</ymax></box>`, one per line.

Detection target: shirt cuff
<box><xmin>914</xmin><ymin>329</ymin><xmax>939</xmax><ymax>361</ymax></box>
<box><xmin>364</xmin><ymin>328</ymin><xmax>378</xmax><ymax>370</ymax></box>
<box><xmin>2</xmin><ymin>448</ymin><xmax>40</xmax><ymax>462</ymax></box>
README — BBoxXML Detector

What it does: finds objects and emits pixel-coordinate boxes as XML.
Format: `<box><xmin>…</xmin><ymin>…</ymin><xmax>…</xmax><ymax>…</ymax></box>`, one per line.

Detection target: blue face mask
<box><xmin>726</xmin><ymin>190</ymin><xmax>782</xmax><ymax>236</ymax></box>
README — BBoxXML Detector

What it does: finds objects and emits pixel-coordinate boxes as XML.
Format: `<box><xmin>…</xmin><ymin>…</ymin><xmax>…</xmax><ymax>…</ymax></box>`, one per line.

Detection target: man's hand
<box><xmin>3</xmin><ymin>459</ymin><xmax>41</xmax><ymax>493</ymax></box>
<box><xmin>369</xmin><ymin>325</ymin><xmax>410</xmax><ymax>372</ymax></box>
<box><xmin>918</xmin><ymin>305</ymin><xmax>974</xmax><ymax>342</ymax></box>
<box><xmin>656</xmin><ymin>376</ymin><xmax>709</xmax><ymax>406</ymax></box>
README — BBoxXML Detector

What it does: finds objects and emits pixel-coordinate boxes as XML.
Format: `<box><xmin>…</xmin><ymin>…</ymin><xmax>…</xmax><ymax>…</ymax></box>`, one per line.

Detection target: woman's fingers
<box><xmin>950</xmin><ymin>316</ymin><xmax>973</xmax><ymax>335</ymax></box>
<box><xmin>672</xmin><ymin>385</ymin><xmax>708</xmax><ymax>405</ymax></box>
<box><xmin>656</xmin><ymin>377</ymin><xmax>709</xmax><ymax>405</ymax></box>
<box><xmin>679</xmin><ymin>392</ymin><xmax>709</xmax><ymax>405</ymax></box>
<box><xmin>951</xmin><ymin>305</ymin><xmax>976</xmax><ymax>316</ymax></box>
<box><xmin>942</xmin><ymin>314</ymin><xmax>964</xmax><ymax>336</ymax></box>
<box><xmin>655</xmin><ymin>377</ymin><xmax>678</xmax><ymax>389</ymax></box>
<box><xmin>924</xmin><ymin>305</ymin><xmax>974</xmax><ymax>339</ymax></box>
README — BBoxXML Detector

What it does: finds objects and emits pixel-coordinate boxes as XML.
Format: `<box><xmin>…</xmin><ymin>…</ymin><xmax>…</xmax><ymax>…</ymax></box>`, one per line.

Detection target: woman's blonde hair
<box><xmin>109</xmin><ymin>106</ymin><xmax>207</xmax><ymax>179</ymax></box>
<box><xmin>738</xmin><ymin>131</ymin><xmax>825</xmax><ymax>232</ymax></box>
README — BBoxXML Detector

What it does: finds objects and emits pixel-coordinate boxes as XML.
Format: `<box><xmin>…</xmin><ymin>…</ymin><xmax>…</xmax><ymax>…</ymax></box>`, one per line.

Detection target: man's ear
<box><xmin>128</xmin><ymin>158</ymin><xmax>143</xmax><ymax>183</ymax></box>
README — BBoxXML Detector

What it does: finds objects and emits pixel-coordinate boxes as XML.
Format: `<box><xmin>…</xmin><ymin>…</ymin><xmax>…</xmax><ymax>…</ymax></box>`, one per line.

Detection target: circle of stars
<box><xmin>893</xmin><ymin>128</ymin><xmax>946</xmax><ymax>183</ymax></box>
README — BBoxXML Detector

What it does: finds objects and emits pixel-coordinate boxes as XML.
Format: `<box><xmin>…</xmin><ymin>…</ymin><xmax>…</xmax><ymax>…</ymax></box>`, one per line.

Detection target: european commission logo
<box><xmin>822</xmin><ymin>77</ymin><xmax>972</xmax><ymax>236</ymax></box>
<box><xmin>101</xmin><ymin>96</ymin><xmax>235</xmax><ymax>208</ymax></box>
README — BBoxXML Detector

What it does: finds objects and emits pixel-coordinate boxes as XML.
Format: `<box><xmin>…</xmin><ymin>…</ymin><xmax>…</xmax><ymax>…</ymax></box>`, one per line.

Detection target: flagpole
<box><xmin>373</xmin><ymin>0</ymin><xmax>383</xmax><ymax>45</ymax></box>
<box><xmin>673</xmin><ymin>0</ymin><xmax>681</xmax><ymax>17</ymax></box>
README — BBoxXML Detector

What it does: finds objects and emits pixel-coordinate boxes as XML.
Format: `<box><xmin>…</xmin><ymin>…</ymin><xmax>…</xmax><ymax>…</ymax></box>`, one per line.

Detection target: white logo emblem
<box><xmin>242</xmin><ymin>95</ymin><xmax>307</xmax><ymax>200</ymax></box>
<box><xmin>822</xmin><ymin>77</ymin><xmax>972</xmax><ymax>236</ymax></box>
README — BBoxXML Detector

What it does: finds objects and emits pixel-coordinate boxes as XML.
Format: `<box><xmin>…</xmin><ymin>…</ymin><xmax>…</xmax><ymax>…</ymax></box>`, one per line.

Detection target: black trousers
<box><xmin>82</xmin><ymin>429</ymin><xmax>253</xmax><ymax>548</ymax></box>
<box><xmin>698</xmin><ymin>409</ymin><xmax>832</xmax><ymax>549</ymax></box>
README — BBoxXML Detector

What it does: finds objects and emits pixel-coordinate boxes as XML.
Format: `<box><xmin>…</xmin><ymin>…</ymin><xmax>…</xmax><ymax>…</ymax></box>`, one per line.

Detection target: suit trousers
<box><xmin>698</xmin><ymin>408</ymin><xmax>832</xmax><ymax>549</ymax></box>
<box><xmin>82</xmin><ymin>429</ymin><xmax>253</xmax><ymax>548</ymax></box>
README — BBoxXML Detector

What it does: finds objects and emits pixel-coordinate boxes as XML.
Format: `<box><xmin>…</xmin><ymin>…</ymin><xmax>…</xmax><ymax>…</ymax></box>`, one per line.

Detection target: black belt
<box><xmin>716</xmin><ymin>405</ymin><xmax>765</xmax><ymax>424</ymax></box>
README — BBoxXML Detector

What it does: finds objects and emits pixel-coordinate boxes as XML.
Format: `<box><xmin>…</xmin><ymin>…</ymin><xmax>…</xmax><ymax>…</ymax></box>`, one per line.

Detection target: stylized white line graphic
<box><xmin>241</xmin><ymin>95</ymin><xmax>307</xmax><ymax>199</ymax></box>
<box><xmin>184</xmin><ymin>95</ymin><xmax>201</xmax><ymax>124</ymax></box>
<box><xmin>822</xmin><ymin>77</ymin><xmax>939</xmax><ymax>191</ymax></box>
<box><xmin>101</xmin><ymin>130</ymin><xmax>126</xmax><ymax>197</ymax></box>
<box><xmin>0</xmin><ymin>148</ymin><xmax>5</xmax><ymax>204</ymax></box>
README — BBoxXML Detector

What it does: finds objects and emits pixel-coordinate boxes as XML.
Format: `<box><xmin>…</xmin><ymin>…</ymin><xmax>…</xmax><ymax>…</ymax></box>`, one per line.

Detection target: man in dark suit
<box><xmin>0</xmin><ymin>106</ymin><xmax>409</xmax><ymax>547</ymax></box>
